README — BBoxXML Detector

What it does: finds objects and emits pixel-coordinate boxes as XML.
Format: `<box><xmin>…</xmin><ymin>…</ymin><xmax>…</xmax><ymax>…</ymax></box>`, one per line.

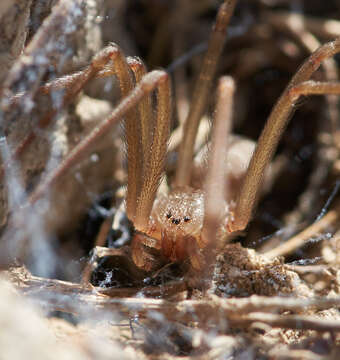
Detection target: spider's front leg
<box><xmin>25</xmin><ymin>63</ymin><xmax>169</xmax><ymax>205</ymax></box>
<box><xmin>130</xmin><ymin>76</ymin><xmax>238</xmax><ymax>273</ymax></box>
<box><xmin>121</xmin><ymin>54</ymin><xmax>172</xmax><ymax>272</ymax></box>
<box><xmin>130</xmin><ymin>0</ymin><xmax>238</xmax><ymax>272</ymax></box>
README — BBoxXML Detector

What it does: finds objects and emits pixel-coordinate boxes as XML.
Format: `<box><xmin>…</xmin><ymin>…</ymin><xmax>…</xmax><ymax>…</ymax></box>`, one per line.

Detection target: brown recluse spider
<box><xmin>7</xmin><ymin>0</ymin><xmax>340</xmax><ymax>273</ymax></box>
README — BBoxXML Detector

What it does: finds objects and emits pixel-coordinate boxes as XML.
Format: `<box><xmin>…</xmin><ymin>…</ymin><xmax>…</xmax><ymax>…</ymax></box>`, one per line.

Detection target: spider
<box><xmin>5</xmin><ymin>0</ymin><xmax>340</xmax><ymax>274</ymax></box>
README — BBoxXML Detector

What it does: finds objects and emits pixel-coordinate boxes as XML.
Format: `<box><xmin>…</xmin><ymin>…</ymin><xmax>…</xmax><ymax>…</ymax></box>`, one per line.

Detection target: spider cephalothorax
<box><xmin>131</xmin><ymin>188</ymin><xmax>206</xmax><ymax>270</ymax></box>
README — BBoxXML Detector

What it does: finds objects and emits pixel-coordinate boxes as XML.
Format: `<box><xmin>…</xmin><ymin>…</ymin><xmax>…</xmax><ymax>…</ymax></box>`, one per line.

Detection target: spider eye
<box><xmin>172</xmin><ymin>218</ymin><xmax>181</xmax><ymax>225</ymax></box>
<box><xmin>166</xmin><ymin>212</ymin><xmax>172</xmax><ymax>218</ymax></box>
<box><xmin>184</xmin><ymin>216</ymin><xmax>191</xmax><ymax>222</ymax></box>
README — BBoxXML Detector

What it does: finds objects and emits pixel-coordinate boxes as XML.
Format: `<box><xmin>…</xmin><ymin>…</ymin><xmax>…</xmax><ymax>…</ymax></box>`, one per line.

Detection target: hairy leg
<box><xmin>230</xmin><ymin>38</ymin><xmax>340</xmax><ymax>232</ymax></box>
<box><xmin>134</xmin><ymin>72</ymin><xmax>171</xmax><ymax>232</ymax></box>
<box><xmin>175</xmin><ymin>0</ymin><xmax>237</xmax><ymax>187</ymax></box>
<box><xmin>28</xmin><ymin>70</ymin><xmax>169</xmax><ymax>205</ymax></box>
<box><xmin>128</xmin><ymin>57</ymin><xmax>154</xmax><ymax>168</ymax></box>
<box><xmin>201</xmin><ymin>76</ymin><xmax>235</xmax><ymax>250</ymax></box>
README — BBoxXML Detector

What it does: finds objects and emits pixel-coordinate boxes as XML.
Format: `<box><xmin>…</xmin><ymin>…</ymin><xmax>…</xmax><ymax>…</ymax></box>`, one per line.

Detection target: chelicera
<box><xmin>10</xmin><ymin>1</ymin><xmax>340</xmax><ymax>274</ymax></box>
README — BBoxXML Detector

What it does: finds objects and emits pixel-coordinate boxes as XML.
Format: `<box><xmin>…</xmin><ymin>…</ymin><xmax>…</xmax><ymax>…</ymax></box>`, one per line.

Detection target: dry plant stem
<box><xmin>112</xmin><ymin>48</ymin><xmax>142</xmax><ymax>222</ymax></box>
<box><xmin>173</xmin><ymin>36</ymin><xmax>190</xmax><ymax>125</ymax></box>
<box><xmin>9</xmin><ymin>267</ymin><xmax>340</xmax><ymax>332</ymax></box>
<box><xmin>265</xmin><ymin>11</ymin><xmax>340</xmax><ymax>40</ymax></box>
<box><xmin>0</xmin><ymin>0</ymin><xmax>85</xmax><ymax>177</ymax></box>
<box><xmin>286</xmin><ymin>264</ymin><xmax>332</xmax><ymax>275</ymax></box>
<box><xmin>0</xmin><ymin>46</ymin><xmax>117</xmax><ymax>174</ymax></box>
<box><xmin>264</xmin><ymin>207</ymin><xmax>338</xmax><ymax>259</ymax></box>
<box><xmin>28</xmin><ymin>70</ymin><xmax>168</xmax><ymax>205</ymax></box>
<box><xmin>201</xmin><ymin>76</ymin><xmax>234</xmax><ymax>250</ymax></box>
<box><xmin>128</xmin><ymin>57</ymin><xmax>154</xmax><ymax>166</ymax></box>
<box><xmin>331</xmin><ymin>229</ymin><xmax>340</xmax><ymax>245</ymax></box>
<box><xmin>231</xmin><ymin>37</ymin><xmax>340</xmax><ymax>232</ymax></box>
<box><xmin>1</xmin><ymin>0</ymin><xmax>84</xmax><ymax>98</ymax></box>
<box><xmin>10</xmin><ymin>266</ymin><xmax>186</xmax><ymax>303</ymax></box>
<box><xmin>0</xmin><ymin>0</ymin><xmax>11</xmax><ymax>20</ymax></box>
<box><xmin>306</xmin><ymin>17</ymin><xmax>340</xmax><ymax>39</ymax></box>
<box><xmin>0</xmin><ymin>47</ymin><xmax>119</xmax><ymax>179</ymax></box>
<box><xmin>268</xmin><ymin>350</ymin><xmax>322</xmax><ymax>360</ymax></box>
<box><xmin>237</xmin><ymin>312</ymin><xmax>340</xmax><ymax>332</ymax></box>
<box><xmin>134</xmin><ymin>73</ymin><xmax>171</xmax><ymax>232</ymax></box>
<box><xmin>94</xmin><ymin>217</ymin><xmax>113</xmax><ymax>247</ymax></box>
<box><xmin>175</xmin><ymin>0</ymin><xmax>237</xmax><ymax>187</ymax></box>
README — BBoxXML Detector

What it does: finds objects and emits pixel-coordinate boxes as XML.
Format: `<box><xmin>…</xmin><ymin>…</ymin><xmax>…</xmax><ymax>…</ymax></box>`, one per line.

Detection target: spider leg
<box><xmin>95</xmin><ymin>57</ymin><xmax>158</xmax><ymax>271</ymax></box>
<box><xmin>288</xmin><ymin>80</ymin><xmax>340</xmax><ymax>99</ymax></box>
<box><xmin>99</xmin><ymin>46</ymin><xmax>142</xmax><ymax>223</ymax></box>
<box><xmin>0</xmin><ymin>45</ymin><xmax>126</xmax><ymax>179</ymax></box>
<box><xmin>229</xmin><ymin>38</ymin><xmax>340</xmax><ymax>233</ymax></box>
<box><xmin>175</xmin><ymin>0</ymin><xmax>237</xmax><ymax>187</ymax></box>
<box><xmin>7</xmin><ymin>46</ymin><xmax>116</xmax><ymax>108</ymax></box>
<box><xmin>27</xmin><ymin>70</ymin><xmax>169</xmax><ymax>205</ymax></box>
<box><xmin>128</xmin><ymin>57</ymin><xmax>155</xmax><ymax>166</ymax></box>
<box><xmin>201</xmin><ymin>76</ymin><xmax>235</xmax><ymax>251</ymax></box>
<box><xmin>133</xmin><ymin>68</ymin><xmax>171</xmax><ymax>232</ymax></box>
<box><xmin>187</xmin><ymin>236</ymin><xmax>205</xmax><ymax>271</ymax></box>
<box><xmin>128</xmin><ymin>56</ymin><xmax>172</xmax><ymax>234</ymax></box>
<box><xmin>131</xmin><ymin>232</ymin><xmax>162</xmax><ymax>272</ymax></box>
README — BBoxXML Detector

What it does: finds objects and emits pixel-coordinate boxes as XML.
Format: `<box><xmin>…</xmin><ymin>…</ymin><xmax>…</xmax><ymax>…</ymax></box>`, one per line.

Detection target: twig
<box><xmin>7</xmin><ymin>266</ymin><xmax>340</xmax><ymax>332</ymax></box>
<box><xmin>238</xmin><ymin>312</ymin><xmax>340</xmax><ymax>332</ymax></box>
<box><xmin>265</xmin><ymin>10</ymin><xmax>339</xmax><ymax>141</ymax></box>
<box><xmin>0</xmin><ymin>0</ymin><xmax>11</xmax><ymax>20</ymax></box>
<box><xmin>264</xmin><ymin>208</ymin><xmax>338</xmax><ymax>259</ymax></box>
<box><xmin>268</xmin><ymin>349</ymin><xmax>327</xmax><ymax>360</ymax></box>
<box><xmin>264</xmin><ymin>11</ymin><xmax>340</xmax><ymax>40</ymax></box>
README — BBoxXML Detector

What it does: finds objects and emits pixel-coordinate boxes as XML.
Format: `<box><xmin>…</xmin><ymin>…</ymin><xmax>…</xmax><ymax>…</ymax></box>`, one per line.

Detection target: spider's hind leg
<box><xmin>230</xmin><ymin>39</ymin><xmax>340</xmax><ymax>233</ymax></box>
